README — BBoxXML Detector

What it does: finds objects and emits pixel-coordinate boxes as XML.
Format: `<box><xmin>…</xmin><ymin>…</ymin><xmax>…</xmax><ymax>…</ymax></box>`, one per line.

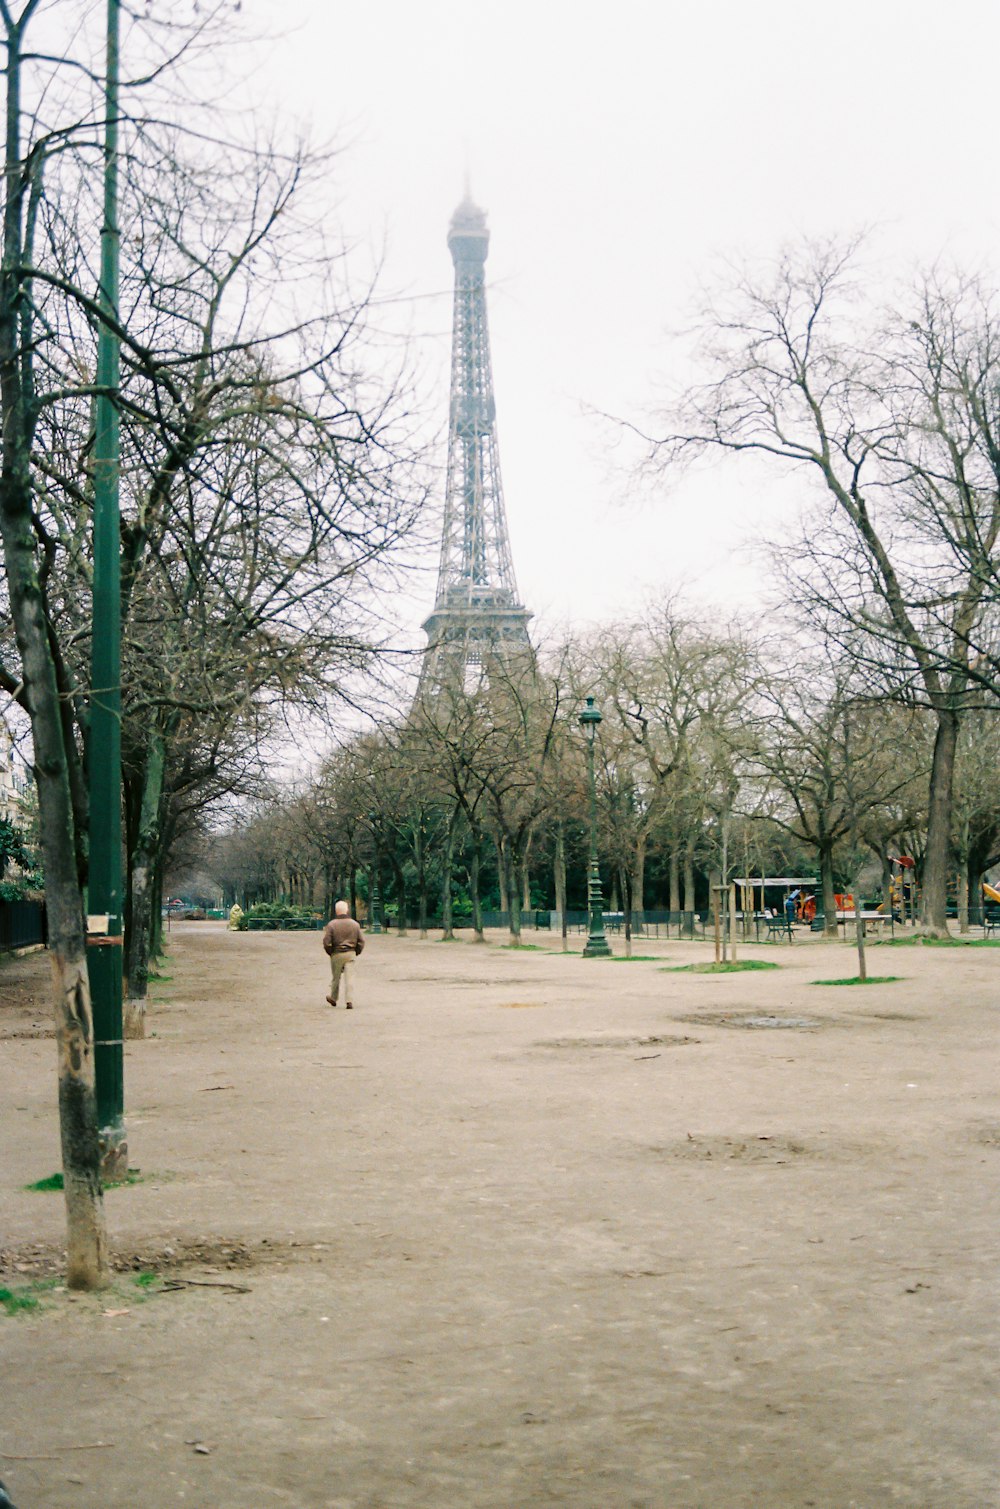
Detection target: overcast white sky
<box><xmin>245</xmin><ymin>0</ymin><xmax>999</xmax><ymax>639</ymax></box>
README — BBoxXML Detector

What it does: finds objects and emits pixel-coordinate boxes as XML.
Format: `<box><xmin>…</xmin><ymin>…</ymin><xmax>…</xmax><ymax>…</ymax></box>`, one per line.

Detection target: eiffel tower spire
<box><xmin>420</xmin><ymin>195</ymin><xmax>531</xmax><ymax>690</ymax></box>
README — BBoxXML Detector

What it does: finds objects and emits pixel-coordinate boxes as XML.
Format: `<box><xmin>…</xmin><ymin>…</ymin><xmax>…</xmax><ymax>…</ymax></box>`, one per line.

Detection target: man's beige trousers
<box><xmin>329</xmin><ymin>953</ymin><xmax>356</xmax><ymax>1007</ymax></box>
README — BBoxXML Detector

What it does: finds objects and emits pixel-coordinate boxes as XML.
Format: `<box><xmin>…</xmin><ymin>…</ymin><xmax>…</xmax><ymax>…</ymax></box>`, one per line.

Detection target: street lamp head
<box><xmin>578</xmin><ymin>695</ymin><xmax>602</xmax><ymax>734</ymax></box>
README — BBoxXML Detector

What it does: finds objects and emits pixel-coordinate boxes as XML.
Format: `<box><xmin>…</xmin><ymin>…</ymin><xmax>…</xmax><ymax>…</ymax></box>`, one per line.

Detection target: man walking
<box><xmin>322</xmin><ymin>899</ymin><xmax>365</xmax><ymax>1009</ymax></box>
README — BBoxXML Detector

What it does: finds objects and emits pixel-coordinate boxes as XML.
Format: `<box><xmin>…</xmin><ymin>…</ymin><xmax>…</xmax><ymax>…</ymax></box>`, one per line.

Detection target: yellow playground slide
<box><xmin>984</xmin><ymin>882</ymin><xmax>1000</xmax><ymax>905</ymax></box>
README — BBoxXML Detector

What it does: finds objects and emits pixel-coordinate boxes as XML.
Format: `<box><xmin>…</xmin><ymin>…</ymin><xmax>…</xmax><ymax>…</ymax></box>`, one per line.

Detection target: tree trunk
<box><xmin>683</xmin><ymin>849</ymin><xmax>695</xmax><ymax>911</ymax></box>
<box><xmin>0</xmin><ymin>477</ymin><xmax>109</xmax><ymax>1288</ymax></box>
<box><xmin>150</xmin><ymin>862</ymin><xmax>163</xmax><ymax>962</ymax></box>
<box><xmin>53</xmin><ymin>950</ymin><xmax>111</xmax><ymax>1288</ymax></box>
<box><xmin>391</xmin><ymin>855</ymin><xmax>407</xmax><ymax>935</ymax></box>
<box><xmin>819</xmin><ymin>840</ymin><xmax>838</xmax><ymax>939</ymax></box>
<box><xmin>957</xmin><ymin>867</ymin><xmax>969</xmax><ymax>934</ymax></box>
<box><xmin>620</xmin><ymin>866</ymin><xmax>632</xmax><ymax>958</ymax></box>
<box><xmin>506</xmin><ymin>843</ymin><xmax>521</xmax><ymax>944</ymax></box>
<box><xmin>470</xmin><ymin>842</ymin><xmax>485</xmax><ymax>942</ymax></box>
<box><xmin>124</xmin><ymin>732</ymin><xmax>166</xmax><ymax>1039</ymax></box>
<box><xmin>668</xmin><ymin>850</ymin><xmax>680</xmax><ymax>915</ymax></box>
<box><xmin>496</xmin><ymin>833</ymin><xmax>508</xmax><ymax>917</ymax></box>
<box><xmin>441</xmin><ymin>816</ymin><xmax>456</xmax><ymax>940</ymax></box>
<box><xmin>920</xmin><ymin>710</ymin><xmax>958</xmax><ymax>936</ymax></box>
<box><xmin>554</xmin><ymin>820</ymin><xmax>567</xmax><ymax>950</ymax></box>
<box><xmin>631</xmin><ymin>832</ymin><xmax>646</xmax><ymax>933</ymax></box>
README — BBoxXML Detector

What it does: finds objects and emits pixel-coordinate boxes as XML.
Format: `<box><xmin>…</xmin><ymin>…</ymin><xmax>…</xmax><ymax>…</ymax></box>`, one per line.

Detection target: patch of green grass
<box><xmin>813</xmin><ymin>975</ymin><xmax>902</xmax><ymax>986</ymax></box>
<box><xmin>148</xmin><ymin>970</ymin><xmax>173</xmax><ymax>981</ymax></box>
<box><xmin>24</xmin><ymin>1172</ymin><xmax>63</xmax><ymax>1192</ymax></box>
<box><xmin>661</xmin><ymin>960</ymin><xmax>781</xmax><ymax>974</ymax></box>
<box><xmin>610</xmin><ymin>955</ymin><xmax>660</xmax><ymax>962</ymax></box>
<box><xmin>0</xmin><ymin>1274</ymin><xmax>63</xmax><ymax>1316</ymax></box>
<box><xmin>877</xmin><ymin>934</ymin><xmax>1000</xmax><ymax>948</ymax></box>
<box><xmin>104</xmin><ymin>1169</ymin><xmax>146</xmax><ymax>1189</ymax></box>
<box><xmin>0</xmin><ymin>1286</ymin><xmax>40</xmax><ymax>1315</ymax></box>
<box><xmin>25</xmin><ymin>1167</ymin><xmax>147</xmax><ymax>1192</ymax></box>
<box><xmin>500</xmin><ymin>942</ymin><xmax>541</xmax><ymax>950</ymax></box>
<box><xmin>124</xmin><ymin>1271</ymin><xmax>175</xmax><ymax>1305</ymax></box>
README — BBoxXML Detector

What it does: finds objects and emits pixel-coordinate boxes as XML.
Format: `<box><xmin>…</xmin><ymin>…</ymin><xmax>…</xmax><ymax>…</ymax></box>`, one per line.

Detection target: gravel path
<box><xmin>1</xmin><ymin>923</ymin><xmax>998</xmax><ymax>1507</ymax></box>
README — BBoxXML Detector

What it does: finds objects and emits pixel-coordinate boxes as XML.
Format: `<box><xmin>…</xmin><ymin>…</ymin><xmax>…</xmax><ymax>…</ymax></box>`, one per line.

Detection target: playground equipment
<box><xmin>984</xmin><ymin>882</ymin><xmax>1000</xmax><ymax>906</ymax></box>
<box><xmin>733</xmin><ymin>877</ymin><xmax>819</xmax><ymax>939</ymax></box>
<box><xmin>880</xmin><ymin>856</ymin><xmax>919</xmax><ymax>920</ymax></box>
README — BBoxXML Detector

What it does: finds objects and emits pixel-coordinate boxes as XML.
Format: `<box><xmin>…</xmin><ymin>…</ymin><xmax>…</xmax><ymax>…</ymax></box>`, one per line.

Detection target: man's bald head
<box><xmin>335</xmin><ymin>900</ymin><xmax>350</xmax><ymax>917</ymax></box>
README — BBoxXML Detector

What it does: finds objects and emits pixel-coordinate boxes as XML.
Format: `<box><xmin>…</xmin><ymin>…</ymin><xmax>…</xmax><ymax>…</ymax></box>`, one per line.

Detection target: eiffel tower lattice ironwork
<box><xmin>419</xmin><ymin>196</ymin><xmax>531</xmax><ymax>691</ymax></box>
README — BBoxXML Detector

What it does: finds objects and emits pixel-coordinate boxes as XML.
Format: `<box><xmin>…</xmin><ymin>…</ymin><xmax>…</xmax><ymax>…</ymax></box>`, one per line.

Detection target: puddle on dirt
<box><xmin>679</xmin><ymin>1011</ymin><xmax>825</xmax><ymax>1031</ymax></box>
<box><xmin>533</xmin><ymin>1034</ymin><xmax>699</xmax><ymax>1051</ymax></box>
<box><xmin>742</xmin><ymin>1015</ymin><xmax>822</xmax><ymax>1029</ymax></box>
<box><xmin>649</xmin><ymin>1133</ymin><xmax>819</xmax><ymax>1163</ymax></box>
<box><xmin>387</xmin><ymin>975</ymin><xmax>526</xmax><ymax>987</ymax></box>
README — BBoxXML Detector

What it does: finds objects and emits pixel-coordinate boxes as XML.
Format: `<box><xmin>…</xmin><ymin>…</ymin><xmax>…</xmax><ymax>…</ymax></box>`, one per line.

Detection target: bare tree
<box><xmin>34</xmin><ymin>132</ymin><xmax>423</xmax><ymax>1030</ymax></box>
<box><xmin>638</xmin><ymin>243</ymin><xmax>1000</xmax><ymax>933</ymax></box>
<box><xmin>0</xmin><ymin>0</ymin><xmax>114</xmax><ymax>1286</ymax></box>
<box><xmin>587</xmin><ymin>602</ymin><xmax>755</xmax><ymax>921</ymax></box>
<box><xmin>0</xmin><ymin>2</ymin><xmax>423</xmax><ymax>1279</ymax></box>
<box><xmin>745</xmin><ymin>664</ymin><xmax>921</xmax><ymax>936</ymax></box>
<box><xmin>952</xmin><ymin>711</ymin><xmax>1000</xmax><ymax>930</ymax></box>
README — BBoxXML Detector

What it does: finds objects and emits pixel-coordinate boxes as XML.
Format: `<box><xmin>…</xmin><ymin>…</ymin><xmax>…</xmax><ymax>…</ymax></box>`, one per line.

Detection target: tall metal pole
<box><xmin>580</xmin><ymin>698</ymin><xmax>611</xmax><ymax>959</ymax></box>
<box><xmin>368</xmin><ymin>816</ymin><xmax>382</xmax><ymax>934</ymax></box>
<box><xmin>88</xmin><ymin>0</ymin><xmax>126</xmax><ymax>1180</ymax></box>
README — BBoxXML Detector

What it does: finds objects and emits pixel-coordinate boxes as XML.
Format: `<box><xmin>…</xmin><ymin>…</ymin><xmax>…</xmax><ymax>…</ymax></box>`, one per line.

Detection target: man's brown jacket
<box><xmin>322</xmin><ymin>917</ymin><xmax>365</xmax><ymax>956</ymax></box>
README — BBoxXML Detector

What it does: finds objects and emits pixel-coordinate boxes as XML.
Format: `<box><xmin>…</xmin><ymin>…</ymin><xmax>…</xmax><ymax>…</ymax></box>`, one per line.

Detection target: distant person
<box><xmin>785</xmin><ymin>889</ymin><xmax>801</xmax><ymax>925</ymax></box>
<box><xmin>322</xmin><ymin>899</ymin><xmax>366</xmax><ymax>1010</ymax></box>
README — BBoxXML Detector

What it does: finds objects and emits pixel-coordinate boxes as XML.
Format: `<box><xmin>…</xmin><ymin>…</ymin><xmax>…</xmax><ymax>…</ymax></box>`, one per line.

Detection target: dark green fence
<box><xmin>0</xmin><ymin>899</ymin><xmax>46</xmax><ymax>951</ymax></box>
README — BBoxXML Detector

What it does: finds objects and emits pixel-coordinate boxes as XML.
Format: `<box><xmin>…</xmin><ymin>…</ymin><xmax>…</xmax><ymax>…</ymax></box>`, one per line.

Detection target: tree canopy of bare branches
<box><xmin>634</xmin><ymin>241</ymin><xmax>1000</xmax><ymax>932</ymax></box>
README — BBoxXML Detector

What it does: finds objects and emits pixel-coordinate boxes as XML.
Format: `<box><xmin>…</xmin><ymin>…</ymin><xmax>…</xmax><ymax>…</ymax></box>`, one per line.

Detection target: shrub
<box><xmin>243</xmin><ymin>903</ymin><xmax>323</xmax><ymax>932</ymax></box>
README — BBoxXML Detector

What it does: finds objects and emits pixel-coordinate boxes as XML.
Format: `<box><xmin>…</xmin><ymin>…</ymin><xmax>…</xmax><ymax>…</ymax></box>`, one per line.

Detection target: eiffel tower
<box><xmin>419</xmin><ymin>195</ymin><xmax>532</xmax><ymax>693</ymax></box>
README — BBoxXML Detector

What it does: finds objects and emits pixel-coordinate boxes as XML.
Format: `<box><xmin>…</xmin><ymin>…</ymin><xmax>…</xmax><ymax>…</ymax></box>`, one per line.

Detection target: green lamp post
<box><xmin>368</xmin><ymin>814</ymin><xmax>382</xmax><ymax>934</ymax></box>
<box><xmin>579</xmin><ymin>697</ymin><xmax>611</xmax><ymax>958</ymax></box>
<box><xmin>88</xmin><ymin>0</ymin><xmax>127</xmax><ymax>1179</ymax></box>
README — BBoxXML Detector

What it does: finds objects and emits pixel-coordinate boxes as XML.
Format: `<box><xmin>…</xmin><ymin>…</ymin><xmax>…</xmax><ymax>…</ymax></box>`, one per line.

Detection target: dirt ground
<box><xmin>1</xmin><ymin>922</ymin><xmax>998</xmax><ymax>1509</ymax></box>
